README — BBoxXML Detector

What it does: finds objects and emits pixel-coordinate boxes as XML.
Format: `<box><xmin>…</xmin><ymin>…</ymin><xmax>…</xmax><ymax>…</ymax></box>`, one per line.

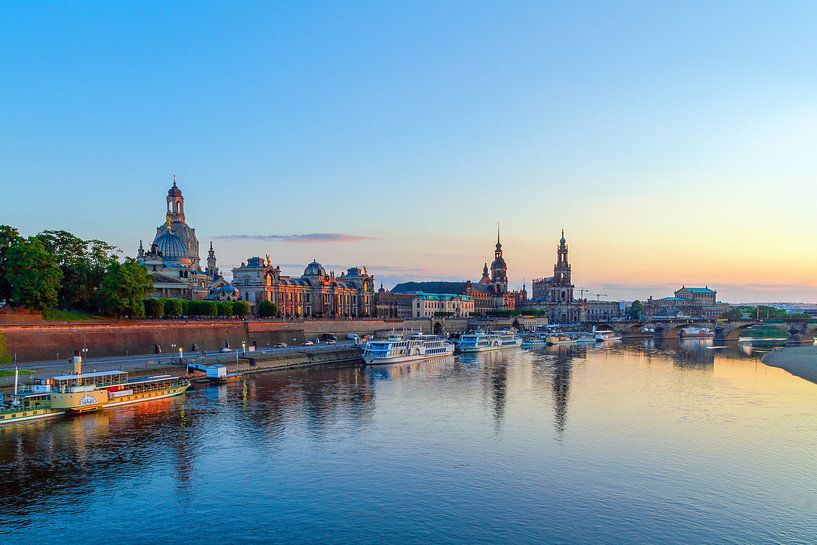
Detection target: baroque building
<box><xmin>137</xmin><ymin>176</ymin><xmax>224</xmax><ymax>300</ymax></box>
<box><xmin>232</xmin><ymin>257</ymin><xmax>376</xmax><ymax>319</ymax></box>
<box><xmin>387</xmin><ymin>228</ymin><xmax>526</xmax><ymax>315</ymax></box>
<box><xmin>528</xmin><ymin>231</ymin><xmax>584</xmax><ymax>323</ymax></box>
<box><xmin>644</xmin><ymin>286</ymin><xmax>727</xmax><ymax>320</ymax></box>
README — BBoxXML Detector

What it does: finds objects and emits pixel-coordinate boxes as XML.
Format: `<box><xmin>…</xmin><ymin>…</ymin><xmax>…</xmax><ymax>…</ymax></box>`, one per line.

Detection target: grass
<box><xmin>742</xmin><ymin>326</ymin><xmax>790</xmax><ymax>339</ymax></box>
<box><xmin>0</xmin><ymin>369</ymin><xmax>34</xmax><ymax>377</ymax></box>
<box><xmin>43</xmin><ymin>309</ymin><xmax>101</xmax><ymax>322</ymax></box>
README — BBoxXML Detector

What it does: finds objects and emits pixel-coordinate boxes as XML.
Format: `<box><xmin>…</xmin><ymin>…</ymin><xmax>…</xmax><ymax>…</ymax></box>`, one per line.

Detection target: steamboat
<box><xmin>363</xmin><ymin>333</ymin><xmax>454</xmax><ymax>365</ymax></box>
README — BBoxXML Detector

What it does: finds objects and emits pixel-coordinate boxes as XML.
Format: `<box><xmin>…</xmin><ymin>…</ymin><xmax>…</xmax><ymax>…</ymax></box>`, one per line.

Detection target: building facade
<box><xmin>527</xmin><ymin>231</ymin><xmax>584</xmax><ymax>323</ymax></box>
<box><xmin>644</xmin><ymin>286</ymin><xmax>726</xmax><ymax>319</ymax></box>
<box><xmin>232</xmin><ymin>257</ymin><xmax>376</xmax><ymax>318</ymax></box>
<box><xmin>411</xmin><ymin>292</ymin><xmax>474</xmax><ymax>318</ymax></box>
<box><xmin>137</xmin><ymin>177</ymin><xmax>222</xmax><ymax>300</ymax></box>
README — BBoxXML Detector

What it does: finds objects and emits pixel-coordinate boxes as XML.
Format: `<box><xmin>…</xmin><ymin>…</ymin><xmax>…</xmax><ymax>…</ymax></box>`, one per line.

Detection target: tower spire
<box><xmin>172</xmin><ymin>173</ymin><xmax>177</xmax><ymax>187</ymax></box>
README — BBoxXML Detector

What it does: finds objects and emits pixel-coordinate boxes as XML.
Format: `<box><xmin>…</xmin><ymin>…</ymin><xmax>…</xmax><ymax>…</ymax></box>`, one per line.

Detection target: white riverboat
<box><xmin>458</xmin><ymin>331</ymin><xmax>523</xmax><ymax>353</ymax></box>
<box><xmin>594</xmin><ymin>330</ymin><xmax>622</xmax><ymax>342</ymax></box>
<box><xmin>362</xmin><ymin>333</ymin><xmax>454</xmax><ymax>365</ymax></box>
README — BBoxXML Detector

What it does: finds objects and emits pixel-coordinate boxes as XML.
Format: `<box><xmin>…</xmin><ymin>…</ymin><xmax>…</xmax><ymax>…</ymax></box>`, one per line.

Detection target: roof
<box><xmin>680</xmin><ymin>287</ymin><xmax>715</xmax><ymax>293</ymax></box>
<box><xmin>392</xmin><ymin>281</ymin><xmax>469</xmax><ymax>295</ymax></box>
<box><xmin>660</xmin><ymin>296</ymin><xmax>690</xmax><ymax>301</ymax></box>
<box><xmin>53</xmin><ymin>370</ymin><xmax>127</xmax><ymax>381</ymax></box>
<box><xmin>412</xmin><ymin>292</ymin><xmax>472</xmax><ymax>301</ymax></box>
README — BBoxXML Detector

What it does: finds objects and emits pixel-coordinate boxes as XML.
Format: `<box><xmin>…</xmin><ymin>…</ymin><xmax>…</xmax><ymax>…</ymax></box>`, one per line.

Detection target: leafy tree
<box><xmin>233</xmin><ymin>300</ymin><xmax>250</xmax><ymax>317</ymax></box>
<box><xmin>0</xmin><ymin>225</ymin><xmax>23</xmax><ymax>303</ymax></box>
<box><xmin>164</xmin><ymin>298</ymin><xmax>184</xmax><ymax>318</ymax></box>
<box><xmin>257</xmin><ymin>300</ymin><xmax>278</xmax><ymax>317</ymax></box>
<box><xmin>627</xmin><ymin>300</ymin><xmax>643</xmax><ymax>320</ymax></box>
<box><xmin>144</xmin><ymin>298</ymin><xmax>165</xmax><ymax>318</ymax></box>
<box><xmin>35</xmin><ymin>230</ymin><xmax>118</xmax><ymax>311</ymax></box>
<box><xmin>203</xmin><ymin>301</ymin><xmax>218</xmax><ymax>317</ymax></box>
<box><xmin>217</xmin><ymin>301</ymin><xmax>234</xmax><ymax>317</ymax></box>
<box><xmin>98</xmin><ymin>258</ymin><xmax>153</xmax><ymax>318</ymax></box>
<box><xmin>5</xmin><ymin>237</ymin><xmax>63</xmax><ymax>311</ymax></box>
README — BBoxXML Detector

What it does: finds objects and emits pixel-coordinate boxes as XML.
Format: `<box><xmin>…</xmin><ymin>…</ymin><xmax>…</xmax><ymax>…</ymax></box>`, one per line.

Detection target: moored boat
<box><xmin>594</xmin><ymin>330</ymin><xmax>622</xmax><ymax>342</ymax></box>
<box><xmin>0</xmin><ymin>370</ymin><xmax>66</xmax><ymax>425</ymax></box>
<box><xmin>363</xmin><ymin>333</ymin><xmax>454</xmax><ymax>365</ymax></box>
<box><xmin>458</xmin><ymin>331</ymin><xmax>523</xmax><ymax>353</ymax></box>
<box><xmin>679</xmin><ymin>327</ymin><xmax>714</xmax><ymax>339</ymax></box>
<box><xmin>545</xmin><ymin>334</ymin><xmax>577</xmax><ymax>345</ymax></box>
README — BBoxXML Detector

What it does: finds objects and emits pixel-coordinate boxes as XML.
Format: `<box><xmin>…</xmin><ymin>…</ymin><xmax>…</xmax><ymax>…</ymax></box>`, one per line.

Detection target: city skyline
<box><xmin>2</xmin><ymin>2</ymin><xmax>817</xmax><ymax>302</ymax></box>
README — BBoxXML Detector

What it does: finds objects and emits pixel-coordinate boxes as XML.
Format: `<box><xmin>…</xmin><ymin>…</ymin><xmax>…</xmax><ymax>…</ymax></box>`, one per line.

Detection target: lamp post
<box><xmin>178</xmin><ymin>347</ymin><xmax>183</xmax><ymax>363</ymax></box>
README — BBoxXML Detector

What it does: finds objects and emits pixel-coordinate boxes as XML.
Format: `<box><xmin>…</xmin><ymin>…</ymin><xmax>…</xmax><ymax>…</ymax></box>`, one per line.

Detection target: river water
<box><xmin>1</xmin><ymin>341</ymin><xmax>815</xmax><ymax>544</ymax></box>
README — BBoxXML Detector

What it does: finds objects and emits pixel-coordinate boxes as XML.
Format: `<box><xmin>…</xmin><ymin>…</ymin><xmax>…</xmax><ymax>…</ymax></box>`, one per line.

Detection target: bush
<box><xmin>258</xmin><ymin>300</ymin><xmax>278</xmax><ymax>317</ymax></box>
<box><xmin>163</xmin><ymin>298</ymin><xmax>184</xmax><ymax>318</ymax></box>
<box><xmin>144</xmin><ymin>298</ymin><xmax>165</xmax><ymax>318</ymax></box>
<box><xmin>217</xmin><ymin>301</ymin><xmax>234</xmax><ymax>317</ymax></box>
<box><xmin>233</xmin><ymin>300</ymin><xmax>250</xmax><ymax>317</ymax></box>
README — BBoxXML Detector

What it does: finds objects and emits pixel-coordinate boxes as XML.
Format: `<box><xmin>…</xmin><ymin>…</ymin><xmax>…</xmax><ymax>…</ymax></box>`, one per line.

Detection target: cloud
<box><xmin>215</xmin><ymin>233</ymin><xmax>376</xmax><ymax>244</ymax></box>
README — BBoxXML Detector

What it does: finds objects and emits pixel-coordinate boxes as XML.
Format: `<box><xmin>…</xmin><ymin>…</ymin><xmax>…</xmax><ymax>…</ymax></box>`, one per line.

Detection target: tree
<box><xmin>98</xmin><ymin>258</ymin><xmax>153</xmax><ymax>318</ymax></box>
<box><xmin>5</xmin><ymin>237</ymin><xmax>63</xmax><ymax>311</ymax></box>
<box><xmin>203</xmin><ymin>301</ymin><xmax>218</xmax><ymax>318</ymax></box>
<box><xmin>217</xmin><ymin>301</ymin><xmax>234</xmax><ymax>317</ymax></box>
<box><xmin>627</xmin><ymin>300</ymin><xmax>643</xmax><ymax>320</ymax></box>
<box><xmin>0</xmin><ymin>225</ymin><xmax>23</xmax><ymax>303</ymax></box>
<box><xmin>233</xmin><ymin>300</ymin><xmax>250</xmax><ymax>317</ymax></box>
<box><xmin>257</xmin><ymin>300</ymin><xmax>278</xmax><ymax>317</ymax></box>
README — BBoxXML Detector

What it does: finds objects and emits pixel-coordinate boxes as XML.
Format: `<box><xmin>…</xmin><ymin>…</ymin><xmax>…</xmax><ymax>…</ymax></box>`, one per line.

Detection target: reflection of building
<box><xmin>386</xmin><ymin>228</ymin><xmax>526</xmax><ymax>315</ymax></box>
<box><xmin>232</xmin><ymin>257</ymin><xmax>375</xmax><ymax>318</ymax></box>
<box><xmin>644</xmin><ymin>286</ymin><xmax>726</xmax><ymax>319</ymax></box>
<box><xmin>137</xmin><ymin>176</ymin><xmax>221</xmax><ymax>299</ymax></box>
<box><xmin>527</xmin><ymin>231</ymin><xmax>584</xmax><ymax>323</ymax></box>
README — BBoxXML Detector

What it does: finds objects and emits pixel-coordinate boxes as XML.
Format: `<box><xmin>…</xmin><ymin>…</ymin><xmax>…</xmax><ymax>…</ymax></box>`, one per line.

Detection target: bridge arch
<box><xmin>433</xmin><ymin>321</ymin><xmax>444</xmax><ymax>336</ymax></box>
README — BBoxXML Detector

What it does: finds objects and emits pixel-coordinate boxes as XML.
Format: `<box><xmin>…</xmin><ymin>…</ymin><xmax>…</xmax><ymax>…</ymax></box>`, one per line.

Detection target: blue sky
<box><xmin>2</xmin><ymin>1</ymin><xmax>817</xmax><ymax>301</ymax></box>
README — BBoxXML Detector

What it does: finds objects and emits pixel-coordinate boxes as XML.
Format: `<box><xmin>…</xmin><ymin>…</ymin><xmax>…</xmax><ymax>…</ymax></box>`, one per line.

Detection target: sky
<box><xmin>1</xmin><ymin>1</ymin><xmax>816</xmax><ymax>302</ymax></box>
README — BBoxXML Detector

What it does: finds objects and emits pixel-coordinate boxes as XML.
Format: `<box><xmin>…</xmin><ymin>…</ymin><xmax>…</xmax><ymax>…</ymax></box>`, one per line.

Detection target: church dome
<box><xmin>168</xmin><ymin>177</ymin><xmax>182</xmax><ymax>197</ymax></box>
<box><xmin>491</xmin><ymin>256</ymin><xmax>506</xmax><ymax>269</ymax></box>
<box><xmin>303</xmin><ymin>260</ymin><xmax>326</xmax><ymax>277</ymax></box>
<box><xmin>155</xmin><ymin>231</ymin><xmax>186</xmax><ymax>259</ymax></box>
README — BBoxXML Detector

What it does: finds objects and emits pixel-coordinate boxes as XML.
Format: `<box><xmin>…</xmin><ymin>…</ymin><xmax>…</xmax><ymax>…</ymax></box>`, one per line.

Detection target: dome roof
<box><xmin>155</xmin><ymin>231</ymin><xmax>186</xmax><ymax>259</ymax></box>
<box><xmin>491</xmin><ymin>256</ymin><xmax>506</xmax><ymax>269</ymax></box>
<box><xmin>303</xmin><ymin>260</ymin><xmax>326</xmax><ymax>277</ymax></box>
<box><xmin>168</xmin><ymin>176</ymin><xmax>182</xmax><ymax>197</ymax></box>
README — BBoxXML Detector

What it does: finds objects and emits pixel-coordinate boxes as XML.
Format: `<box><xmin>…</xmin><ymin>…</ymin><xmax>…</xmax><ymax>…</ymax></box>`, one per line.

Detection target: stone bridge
<box><xmin>612</xmin><ymin>319</ymin><xmax>817</xmax><ymax>342</ymax></box>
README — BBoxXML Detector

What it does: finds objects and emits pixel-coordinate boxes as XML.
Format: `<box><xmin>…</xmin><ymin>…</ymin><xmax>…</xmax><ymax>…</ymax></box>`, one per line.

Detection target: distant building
<box><xmin>386</xmin><ymin>228</ymin><xmax>526</xmax><ymax>315</ymax></box>
<box><xmin>527</xmin><ymin>231</ymin><xmax>583</xmax><ymax>323</ymax></box>
<box><xmin>376</xmin><ymin>286</ymin><xmax>414</xmax><ymax>318</ymax></box>
<box><xmin>644</xmin><ymin>286</ymin><xmax>727</xmax><ymax>319</ymax></box>
<box><xmin>585</xmin><ymin>300</ymin><xmax>622</xmax><ymax>322</ymax></box>
<box><xmin>410</xmin><ymin>292</ymin><xmax>474</xmax><ymax>319</ymax></box>
<box><xmin>232</xmin><ymin>257</ymin><xmax>375</xmax><ymax>318</ymax></box>
<box><xmin>137</xmin><ymin>176</ymin><xmax>222</xmax><ymax>299</ymax></box>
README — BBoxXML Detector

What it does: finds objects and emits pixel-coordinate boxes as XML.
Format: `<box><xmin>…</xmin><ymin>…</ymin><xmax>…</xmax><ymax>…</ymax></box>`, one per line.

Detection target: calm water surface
<box><xmin>1</xmin><ymin>341</ymin><xmax>816</xmax><ymax>544</ymax></box>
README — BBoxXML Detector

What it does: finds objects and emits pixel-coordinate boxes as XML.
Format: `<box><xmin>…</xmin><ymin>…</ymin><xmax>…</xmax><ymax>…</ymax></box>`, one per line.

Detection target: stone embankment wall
<box><xmin>0</xmin><ymin>315</ymin><xmax>547</xmax><ymax>363</ymax></box>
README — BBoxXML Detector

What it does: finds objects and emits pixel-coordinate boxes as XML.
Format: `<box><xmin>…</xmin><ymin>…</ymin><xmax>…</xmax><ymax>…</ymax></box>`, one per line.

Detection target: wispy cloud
<box><xmin>215</xmin><ymin>233</ymin><xmax>376</xmax><ymax>244</ymax></box>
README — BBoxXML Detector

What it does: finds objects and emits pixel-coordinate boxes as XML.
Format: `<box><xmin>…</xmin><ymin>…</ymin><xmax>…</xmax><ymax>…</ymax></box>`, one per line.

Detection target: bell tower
<box><xmin>490</xmin><ymin>225</ymin><xmax>508</xmax><ymax>295</ymax></box>
<box><xmin>167</xmin><ymin>174</ymin><xmax>185</xmax><ymax>222</ymax></box>
<box><xmin>206</xmin><ymin>241</ymin><xmax>219</xmax><ymax>278</ymax></box>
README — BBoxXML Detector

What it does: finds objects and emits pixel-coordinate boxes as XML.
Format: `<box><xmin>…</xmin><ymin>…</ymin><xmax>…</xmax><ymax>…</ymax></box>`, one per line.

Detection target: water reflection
<box><xmin>1</xmin><ymin>344</ymin><xmax>816</xmax><ymax>544</ymax></box>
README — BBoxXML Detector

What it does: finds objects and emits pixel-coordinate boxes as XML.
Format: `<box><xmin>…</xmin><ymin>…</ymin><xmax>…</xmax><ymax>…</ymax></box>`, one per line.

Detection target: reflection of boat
<box><xmin>679</xmin><ymin>327</ymin><xmax>714</xmax><ymax>339</ymax></box>
<box><xmin>594</xmin><ymin>330</ymin><xmax>622</xmax><ymax>342</ymax></box>
<box><xmin>459</xmin><ymin>331</ymin><xmax>522</xmax><ymax>353</ymax></box>
<box><xmin>363</xmin><ymin>333</ymin><xmax>454</xmax><ymax>365</ymax></box>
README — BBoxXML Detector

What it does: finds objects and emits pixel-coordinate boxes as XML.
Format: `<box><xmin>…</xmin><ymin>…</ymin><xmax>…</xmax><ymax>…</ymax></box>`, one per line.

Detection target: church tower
<box><xmin>206</xmin><ymin>241</ymin><xmax>219</xmax><ymax>278</ymax></box>
<box><xmin>167</xmin><ymin>174</ymin><xmax>185</xmax><ymax>222</ymax></box>
<box><xmin>550</xmin><ymin>229</ymin><xmax>574</xmax><ymax>303</ymax></box>
<box><xmin>490</xmin><ymin>226</ymin><xmax>508</xmax><ymax>295</ymax></box>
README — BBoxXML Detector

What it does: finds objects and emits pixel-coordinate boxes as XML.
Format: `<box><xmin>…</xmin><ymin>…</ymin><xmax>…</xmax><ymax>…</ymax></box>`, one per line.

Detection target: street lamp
<box><xmin>178</xmin><ymin>347</ymin><xmax>183</xmax><ymax>363</ymax></box>
<box><xmin>241</xmin><ymin>341</ymin><xmax>246</xmax><ymax>355</ymax></box>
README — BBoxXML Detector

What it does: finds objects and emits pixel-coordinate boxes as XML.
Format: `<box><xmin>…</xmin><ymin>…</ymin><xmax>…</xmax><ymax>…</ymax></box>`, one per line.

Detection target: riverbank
<box><xmin>762</xmin><ymin>346</ymin><xmax>817</xmax><ymax>385</ymax></box>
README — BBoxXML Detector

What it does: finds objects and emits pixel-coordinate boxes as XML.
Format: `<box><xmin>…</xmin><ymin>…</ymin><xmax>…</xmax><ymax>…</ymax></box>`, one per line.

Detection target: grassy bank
<box><xmin>43</xmin><ymin>309</ymin><xmax>101</xmax><ymax>322</ymax></box>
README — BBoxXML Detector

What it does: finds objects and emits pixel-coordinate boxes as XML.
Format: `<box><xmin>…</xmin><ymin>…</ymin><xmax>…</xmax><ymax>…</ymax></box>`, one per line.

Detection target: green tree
<box><xmin>5</xmin><ymin>237</ymin><xmax>63</xmax><ymax>311</ymax></box>
<box><xmin>627</xmin><ymin>300</ymin><xmax>643</xmax><ymax>320</ymax></box>
<box><xmin>98</xmin><ymin>258</ymin><xmax>153</xmax><ymax>318</ymax></box>
<box><xmin>164</xmin><ymin>298</ymin><xmax>184</xmax><ymax>318</ymax></box>
<box><xmin>233</xmin><ymin>300</ymin><xmax>250</xmax><ymax>317</ymax></box>
<box><xmin>203</xmin><ymin>300</ymin><xmax>218</xmax><ymax>318</ymax></box>
<box><xmin>257</xmin><ymin>300</ymin><xmax>278</xmax><ymax>317</ymax></box>
<box><xmin>217</xmin><ymin>301</ymin><xmax>234</xmax><ymax>317</ymax></box>
<box><xmin>0</xmin><ymin>225</ymin><xmax>23</xmax><ymax>303</ymax></box>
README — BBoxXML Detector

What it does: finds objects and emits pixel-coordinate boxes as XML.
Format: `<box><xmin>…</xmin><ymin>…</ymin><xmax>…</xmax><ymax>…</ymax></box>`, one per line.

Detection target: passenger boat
<box><xmin>363</xmin><ymin>333</ymin><xmax>454</xmax><ymax>365</ymax></box>
<box><xmin>545</xmin><ymin>334</ymin><xmax>577</xmax><ymax>345</ymax></box>
<box><xmin>521</xmin><ymin>335</ymin><xmax>547</xmax><ymax>348</ymax></box>
<box><xmin>0</xmin><ymin>369</ymin><xmax>65</xmax><ymax>425</ymax></box>
<box><xmin>679</xmin><ymin>327</ymin><xmax>714</xmax><ymax>339</ymax></box>
<box><xmin>594</xmin><ymin>330</ymin><xmax>622</xmax><ymax>342</ymax></box>
<box><xmin>458</xmin><ymin>331</ymin><xmax>523</xmax><ymax>353</ymax></box>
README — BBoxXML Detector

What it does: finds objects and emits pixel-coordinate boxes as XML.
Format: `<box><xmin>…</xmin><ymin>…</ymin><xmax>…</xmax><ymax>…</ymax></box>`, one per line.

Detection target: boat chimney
<box><xmin>14</xmin><ymin>367</ymin><xmax>18</xmax><ymax>396</ymax></box>
<box><xmin>73</xmin><ymin>349</ymin><xmax>83</xmax><ymax>384</ymax></box>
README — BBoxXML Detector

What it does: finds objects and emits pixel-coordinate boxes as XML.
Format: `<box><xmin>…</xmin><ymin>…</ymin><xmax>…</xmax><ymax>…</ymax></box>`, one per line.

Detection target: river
<box><xmin>1</xmin><ymin>340</ymin><xmax>815</xmax><ymax>544</ymax></box>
